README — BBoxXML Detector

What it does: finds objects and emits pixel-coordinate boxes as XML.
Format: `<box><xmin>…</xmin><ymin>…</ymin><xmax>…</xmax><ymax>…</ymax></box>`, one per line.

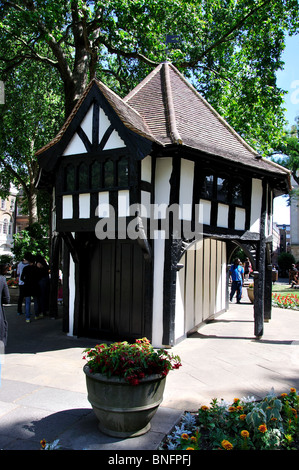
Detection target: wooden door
<box><xmin>81</xmin><ymin>238</ymin><xmax>146</xmax><ymax>340</ymax></box>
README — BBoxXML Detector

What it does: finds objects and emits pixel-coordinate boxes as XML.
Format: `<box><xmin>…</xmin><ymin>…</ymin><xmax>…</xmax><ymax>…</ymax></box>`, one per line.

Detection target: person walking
<box><xmin>0</xmin><ymin>264</ymin><xmax>10</xmax><ymax>347</ymax></box>
<box><xmin>16</xmin><ymin>255</ymin><xmax>29</xmax><ymax>315</ymax></box>
<box><xmin>21</xmin><ymin>254</ymin><xmax>41</xmax><ymax>323</ymax></box>
<box><xmin>229</xmin><ymin>258</ymin><xmax>244</xmax><ymax>304</ymax></box>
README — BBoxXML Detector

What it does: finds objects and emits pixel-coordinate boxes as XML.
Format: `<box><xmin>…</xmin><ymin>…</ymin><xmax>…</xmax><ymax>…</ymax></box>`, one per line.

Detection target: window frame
<box><xmin>59</xmin><ymin>151</ymin><xmax>131</xmax><ymax>196</ymax></box>
<box><xmin>200</xmin><ymin>170</ymin><xmax>246</xmax><ymax>208</ymax></box>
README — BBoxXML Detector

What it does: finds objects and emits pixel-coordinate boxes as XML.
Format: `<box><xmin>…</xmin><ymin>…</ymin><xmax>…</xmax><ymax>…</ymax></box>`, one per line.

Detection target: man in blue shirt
<box><xmin>229</xmin><ymin>258</ymin><xmax>244</xmax><ymax>304</ymax></box>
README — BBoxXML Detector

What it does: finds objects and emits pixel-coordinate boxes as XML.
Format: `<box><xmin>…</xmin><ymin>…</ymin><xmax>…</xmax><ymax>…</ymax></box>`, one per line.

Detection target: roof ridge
<box><xmin>163</xmin><ymin>63</ymin><xmax>182</xmax><ymax>145</ymax></box>
<box><xmin>168</xmin><ymin>63</ymin><xmax>259</xmax><ymax>157</ymax></box>
<box><xmin>124</xmin><ymin>64</ymin><xmax>163</xmax><ymax>102</ymax></box>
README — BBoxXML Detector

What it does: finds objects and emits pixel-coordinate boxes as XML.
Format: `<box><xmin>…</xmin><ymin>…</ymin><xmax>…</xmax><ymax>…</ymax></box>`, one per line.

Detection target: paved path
<box><xmin>0</xmin><ymin>285</ymin><xmax>298</xmax><ymax>450</ymax></box>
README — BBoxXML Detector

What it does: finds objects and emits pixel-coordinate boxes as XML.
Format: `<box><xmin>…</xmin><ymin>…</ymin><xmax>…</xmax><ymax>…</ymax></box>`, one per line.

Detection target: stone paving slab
<box><xmin>1</xmin><ymin>285</ymin><xmax>299</xmax><ymax>451</ymax></box>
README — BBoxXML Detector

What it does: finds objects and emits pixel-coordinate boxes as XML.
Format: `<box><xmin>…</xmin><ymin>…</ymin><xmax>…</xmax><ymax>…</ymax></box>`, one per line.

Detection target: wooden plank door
<box><xmin>82</xmin><ymin>238</ymin><xmax>145</xmax><ymax>340</ymax></box>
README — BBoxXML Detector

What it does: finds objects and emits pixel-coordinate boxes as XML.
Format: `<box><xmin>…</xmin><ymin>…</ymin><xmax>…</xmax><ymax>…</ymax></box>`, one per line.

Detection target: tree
<box><xmin>278</xmin><ymin>251</ymin><xmax>295</xmax><ymax>275</ymax></box>
<box><xmin>1</xmin><ymin>0</ymin><xmax>299</xmax><ymax>220</ymax></box>
<box><xmin>11</xmin><ymin>222</ymin><xmax>49</xmax><ymax>261</ymax></box>
<box><xmin>0</xmin><ymin>57</ymin><xmax>63</xmax><ymax>222</ymax></box>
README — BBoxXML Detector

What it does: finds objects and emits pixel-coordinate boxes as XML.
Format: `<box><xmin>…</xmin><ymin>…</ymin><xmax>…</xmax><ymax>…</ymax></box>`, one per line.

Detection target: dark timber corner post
<box><xmin>264</xmin><ymin>242</ymin><xmax>273</xmax><ymax>322</ymax></box>
<box><xmin>253</xmin><ymin>179</ymin><xmax>267</xmax><ymax>338</ymax></box>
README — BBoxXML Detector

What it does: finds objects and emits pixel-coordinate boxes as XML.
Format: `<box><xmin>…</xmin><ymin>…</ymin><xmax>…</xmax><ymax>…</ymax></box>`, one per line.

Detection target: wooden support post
<box><xmin>264</xmin><ymin>263</ymin><xmax>273</xmax><ymax>322</ymax></box>
<box><xmin>253</xmin><ymin>180</ymin><xmax>267</xmax><ymax>338</ymax></box>
<box><xmin>253</xmin><ymin>270</ymin><xmax>263</xmax><ymax>337</ymax></box>
<box><xmin>49</xmin><ymin>233</ymin><xmax>61</xmax><ymax>319</ymax></box>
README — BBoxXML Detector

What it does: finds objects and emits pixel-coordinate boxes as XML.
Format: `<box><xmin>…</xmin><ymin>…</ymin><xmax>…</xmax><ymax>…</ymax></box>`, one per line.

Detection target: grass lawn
<box><xmin>272</xmin><ymin>283</ymin><xmax>293</xmax><ymax>295</ymax></box>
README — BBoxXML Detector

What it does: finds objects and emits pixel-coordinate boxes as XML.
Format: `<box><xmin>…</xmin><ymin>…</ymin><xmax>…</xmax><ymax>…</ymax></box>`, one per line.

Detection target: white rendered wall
<box><xmin>118</xmin><ymin>190</ymin><xmax>130</xmax><ymax>217</ymax></box>
<box><xmin>174</xmin><ymin>239</ymin><xmax>227</xmax><ymax>342</ymax></box>
<box><xmin>79</xmin><ymin>193</ymin><xmax>90</xmax><ymax>218</ymax></box>
<box><xmin>152</xmin><ymin>232</ymin><xmax>166</xmax><ymax>347</ymax></box>
<box><xmin>67</xmin><ymin>255</ymin><xmax>75</xmax><ymax>337</ymax></box>
<box><xmin>179</xmin><ymin>159</ymin><xmax>194</xmax><ymax>220</ymax></box>
<box><xmin>62</xmin><ymin>104</ymin><xmax>126</xmax><ymax>156</ymax></box>
<box><xmin>250</xmin><ymin>178</ymin><xmax>262</xmax><ymax>233</ymax></box>
<box><xmin>80</xmin><ymin>104</ymin><xmax>93</xmax><ymax>142</ymax></box>
<box><xmin>235</xmin><ymin>207</ymin><xmax>246</xmax><ymax>231</ymax></box>
<box><xmin>154</xmin><ymin>158</ymin><xmax>172</xmax><ymax>219</ymax></box>
<box><xmin>175</xmin><ymin>255</ymin><xmax>185</xmax><ymax>341</ymax></box>
<box><xmin>63</xmin><ymin>133</ymin><xmax>87</xmax><ymax>155</ymax></box>
<box><xmin>217</xmin><ymin>203</ymin><xmax>229</xmax><ymax>229</ymax></box>
<box><xmin>199</xmin><ymin>200</ymin><xmax>211</xmax><ymax>225</ymax></box>
<box><xmin>141</xmin><ymin>155</ymin><xmax>152</xmax><ymax>183</ymax></box>
<box><xmin>62</xmin><ymin>195</ymin><xmax>73</xmax><ymax>219</ymax></box>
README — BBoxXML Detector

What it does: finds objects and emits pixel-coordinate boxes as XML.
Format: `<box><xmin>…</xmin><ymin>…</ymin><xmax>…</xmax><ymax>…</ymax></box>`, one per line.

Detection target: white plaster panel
<box><xmin>62</xmin><ymin>195</ymin><xmax>73</xmax><ymax>219</ymax></box>
<box><xmin>217</xmin><ymin>203</ymin><xmax>229</xmax><ymax>228</ymax></box>
<box><xmin>250</xmin><ymin>178</ymin><xmax>262</xmax><ymax>233</ymax></box>
<box><xmin>141</xmin><ymin>190</ymin><xmax>151</xmax><ymax>218</ymax></box>
<box><xmin>235</xmin><ymin>207</ymin><xmax>246</xmax><ymax>230</ymax></box>
<box><xmin>80</xmin><ymin>104</ymin><xmax>93</xmax><ymax>142</ymax></box>
<box><xmin>103</xmin><ymin>129</ymin><xmax>126</xmax><ymax>150</ymax></box>
<box><xmin>152</xmin><ymin>234</ymin><xmax>165</xmax><ymax>347</ymax></box>
<box><xmin>221</xmin><ymin>242</ymin><xmax>227</xmax><ymax>311</ymax></box>
<box><xmin>154</xmin><ymin>158</ymin><xmax>172</xmax><ymax>218</ymax></box>
<box><xmin>199</xmin><ymin>200</ymin><xmax>211</xmax><ymax>225</ymax></box>
<box><xmin>79</xmin><ymin>193</ymin><xmax>90</xmax><ymax>219</ymax></box>
<box><xmin>175</xmin><ymin>253</ymin><xmax>185</xmax><ymax>342</ymax></box>
<box><xmin>202</xmin><ymin>238</ymin><xmax>210</xmax><ymax>320</ymax></box>
<box><xmin>179</xmin><ymin>159</ymin><xmax>194</xmax><ymax>220</ymax></box>
<box><xmin>99</xmin><ymin>108</ymin><xmax>111</xmax><ymax>143</ymax></box>
<box><xmin>215</xmin><ymin>240</ymin><xmax>222</xmax><ymax>313</ymax></box>
<box><xmin>210</xmin><ymin>239</ymin><xmax>217</xmax><ymax>316</ymax></box>
<box><xmin>141</xmin><ymin>156</ymin><xmax>152</xmax><ymax>183</ymax></box>
<box><xmin>63</xmin><ymin>132</ymin><xmax>87</xmax><ymax>156</ymax></box>
<box><xmin>97</xmin><ymin>192</ymin><xmax>110</xmax><ymax>218</ymax></box>
<box><xmin>185</xmin><ymin>249</ymin><xmax>195</xmax><ymax>332</ymax></box>
<box><xmin>67</xmin><ymin>256</ymin><xmax>75</xmax><ymax>337</ymax></box>
<box><xmin>118</xmin><ymin>190</ymin><xmax>130</xmax><ymax>217</ymax></box>
<box><xmin>194</xmin><ymin>240</ymin><xmax>203</xmax><ymax>325</ymax></box>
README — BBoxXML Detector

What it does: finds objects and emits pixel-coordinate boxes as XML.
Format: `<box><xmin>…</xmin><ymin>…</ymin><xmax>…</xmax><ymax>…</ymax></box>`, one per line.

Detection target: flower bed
<box><xmin>160</xmin><ymin>388</ymin><xmax>299</xmax><ymax>450</ymax></box>
<box><xmin>272</xmin><ymin>293</ymin><xmax>299</xmax><ymax>310</ymax></box>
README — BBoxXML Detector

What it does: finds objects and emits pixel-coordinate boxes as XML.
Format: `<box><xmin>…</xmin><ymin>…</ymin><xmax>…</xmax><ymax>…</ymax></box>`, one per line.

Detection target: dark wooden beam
<box><xmin>253</xmin><ymin>180</ymin><xmax>267</xmax><ymax>338</ymax></box>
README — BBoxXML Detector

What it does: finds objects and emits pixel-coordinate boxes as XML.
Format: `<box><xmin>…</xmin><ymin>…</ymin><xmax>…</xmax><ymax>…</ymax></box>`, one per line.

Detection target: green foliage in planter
<box><xmin>83</xmin><ymin>337</ymin><xmax>182</xmax><ymax>386</ymax></box>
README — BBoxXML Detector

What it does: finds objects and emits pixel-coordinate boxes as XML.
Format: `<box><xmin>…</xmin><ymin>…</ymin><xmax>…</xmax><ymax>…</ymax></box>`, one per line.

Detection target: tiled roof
<box><xmin>36</xmin><ymin>62</ymin><xmax>290</xmax><ymax>184</ymax></box>
<box><xmin>124</xmin><ymin>62</ymin><xmax>290</xmax><ymax>179</ymax></box>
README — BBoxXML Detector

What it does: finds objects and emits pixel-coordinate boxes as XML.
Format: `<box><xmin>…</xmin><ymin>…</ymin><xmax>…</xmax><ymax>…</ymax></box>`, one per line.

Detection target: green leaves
<box><xmin>1</xmin><ymin>0</ymin><xmax>299</xmax><ymax>222</ymax></box>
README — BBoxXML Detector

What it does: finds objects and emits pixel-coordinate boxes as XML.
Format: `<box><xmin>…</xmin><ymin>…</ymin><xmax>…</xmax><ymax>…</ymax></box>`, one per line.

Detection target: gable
<box><xmin>62</xmin><ymin>103</ymin><xmax>126</xmax><ymax>156</ymax></box>
<box><xmin>37</xmin><ymin>82</ymin><xmax>153</xmax><ymax>173</ymax></box>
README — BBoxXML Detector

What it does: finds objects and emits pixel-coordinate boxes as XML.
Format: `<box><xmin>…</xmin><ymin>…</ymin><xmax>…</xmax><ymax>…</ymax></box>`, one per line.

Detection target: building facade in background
<box><xmin>0</xmin><ymin>186</ymin><xmax>29</xmax><ymax>257</ymax></box>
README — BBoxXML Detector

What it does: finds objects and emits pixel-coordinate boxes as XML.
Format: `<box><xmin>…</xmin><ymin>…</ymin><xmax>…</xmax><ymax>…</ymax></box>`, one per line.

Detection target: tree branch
<box><xmin>101</xmin><ymin>38</ymin><xmax>159</xmax><ymax>67</ymax></box>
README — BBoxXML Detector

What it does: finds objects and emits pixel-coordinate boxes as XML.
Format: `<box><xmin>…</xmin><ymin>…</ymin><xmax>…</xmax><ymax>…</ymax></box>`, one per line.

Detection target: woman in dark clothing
<box><xmin>0</xmin><ymin>264</ymin><xmax>10</xmax><ymax>346</ymax></box>
<box><xmin>21</xmin><ymin>254</ymin><xmax>40</xmax><ymax>323</ymax></box>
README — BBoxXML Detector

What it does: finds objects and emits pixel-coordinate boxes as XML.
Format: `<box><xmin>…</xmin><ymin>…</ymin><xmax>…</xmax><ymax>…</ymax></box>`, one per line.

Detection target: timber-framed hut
<box><xmin>36</xmin><ymin>62</ymin><xmax>291</xmax><ymax>347</ymax></box>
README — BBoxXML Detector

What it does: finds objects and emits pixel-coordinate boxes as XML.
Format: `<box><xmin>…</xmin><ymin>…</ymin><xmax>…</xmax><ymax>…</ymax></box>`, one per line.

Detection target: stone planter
<box><xmin>8</xmin><ymin>286</ymin><xmax>19</xmax><ymax>304</ymax></box>
<box><xmin>83</xmin><ymin>364</ymin><xmax>166</xmax><ymax>438</ymax></box>
<box><xmin>247</xmin><ymin>288</ymin><xmax>254</xmax><ymax>304</ymax></box>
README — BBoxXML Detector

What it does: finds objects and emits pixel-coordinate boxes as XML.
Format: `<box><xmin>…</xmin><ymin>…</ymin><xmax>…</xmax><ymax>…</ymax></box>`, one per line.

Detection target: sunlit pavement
<box><xmin>0</xmin><ymin>282</ymin><xmax>298</xmax><ymax>450</ymax></box>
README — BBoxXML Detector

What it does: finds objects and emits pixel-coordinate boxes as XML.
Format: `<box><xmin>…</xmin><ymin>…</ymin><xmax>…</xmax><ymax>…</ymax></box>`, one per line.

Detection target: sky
<box><xmin>273</xmin><ymin>34</ymin><xmax>299</xmax><ymax>225</ymax></box>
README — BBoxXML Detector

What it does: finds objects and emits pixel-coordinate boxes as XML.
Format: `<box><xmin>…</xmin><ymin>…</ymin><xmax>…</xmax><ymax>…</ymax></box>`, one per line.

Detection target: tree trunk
<box><xmin>27</xmin><ymin>186</ymin><xmax>38</xmax><ymax>225</ymax></box>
